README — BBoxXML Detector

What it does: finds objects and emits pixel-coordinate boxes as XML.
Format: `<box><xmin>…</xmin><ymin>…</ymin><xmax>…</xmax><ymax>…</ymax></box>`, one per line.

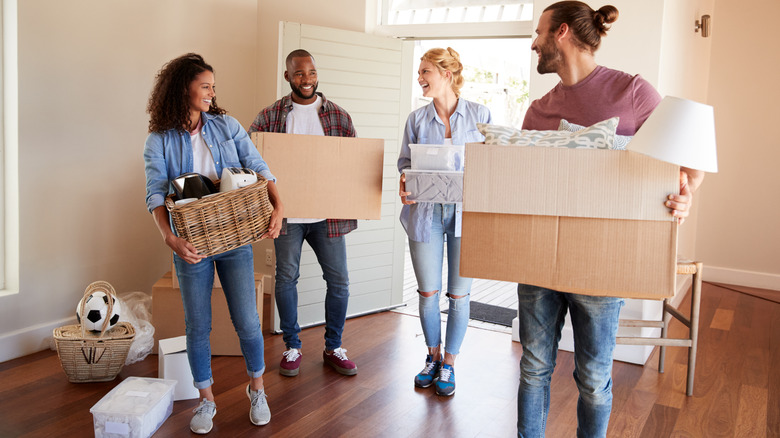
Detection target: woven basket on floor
<box><xmin>165</xmin><ymin>177</ymin><xmax>272</xmax><ymax>257</ymax></box>
<box><xmin>53</xmin><ymin>281</ymin><xmax>135</xmax><ymax>383</ymax></box>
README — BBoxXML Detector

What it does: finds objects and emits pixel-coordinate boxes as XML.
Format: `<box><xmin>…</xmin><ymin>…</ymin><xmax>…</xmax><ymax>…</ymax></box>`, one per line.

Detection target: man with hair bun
<box><xmin>517</xmin><ymin>2</ymin><xmax>704</xmax><ymax>436</ymax></box>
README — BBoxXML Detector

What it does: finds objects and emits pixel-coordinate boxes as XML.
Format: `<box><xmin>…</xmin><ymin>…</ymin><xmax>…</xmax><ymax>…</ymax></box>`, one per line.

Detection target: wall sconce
<box><xmin>695</xmin><ymin>15</ymin><xmax>711</xmax><ymax>37</ymax></box>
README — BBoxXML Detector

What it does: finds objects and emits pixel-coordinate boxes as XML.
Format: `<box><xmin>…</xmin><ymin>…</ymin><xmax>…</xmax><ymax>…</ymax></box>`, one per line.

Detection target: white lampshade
<box><xmin>628</xmin><ymin>96</ymin><xmax>718</xmax><ymax>173</ymax></box>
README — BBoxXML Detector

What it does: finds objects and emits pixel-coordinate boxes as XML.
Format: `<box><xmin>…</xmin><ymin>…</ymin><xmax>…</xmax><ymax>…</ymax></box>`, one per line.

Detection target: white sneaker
<box><xmin>246</xmin><ymin>384</ymin><xmax>271</xmax><ymax>426</ymax></box>
<box><xmin>190</xmin><ymin>398</ymin><xmax>216</xmax><ymax>434</ymax></box>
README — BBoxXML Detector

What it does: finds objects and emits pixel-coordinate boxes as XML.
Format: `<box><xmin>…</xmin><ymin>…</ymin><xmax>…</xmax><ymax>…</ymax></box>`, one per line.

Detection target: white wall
<box><xmin>0</xmin><ymin>0</ymin><xmax>258</xmax><ymax>362</ymax></box>
<box><xmin>697</xmin><ymin>0</ymin><xmax>780</xmax><ymax>290</ymax></box>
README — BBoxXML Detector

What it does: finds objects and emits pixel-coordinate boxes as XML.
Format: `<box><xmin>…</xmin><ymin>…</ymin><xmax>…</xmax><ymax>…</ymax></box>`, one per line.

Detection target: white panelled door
<box><xmin>273</xmin><ymin>22</ymin><xmax>412</xmax><ymax>332</ymax></box>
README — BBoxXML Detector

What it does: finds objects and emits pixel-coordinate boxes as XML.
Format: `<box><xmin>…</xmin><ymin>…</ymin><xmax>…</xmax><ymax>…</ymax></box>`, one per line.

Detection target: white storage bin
<box><xmin>90</xmin><ymin>377</ymin><xmax>177</xmax><ymax>438</ymax></box>
<box><xmin>404</xmin><ymin>170</ymin><xmax>464</xmax><ymax>203</ymax></box>
<box><xmin>410</xmin><ymin>144</ymin><xmax>465</xmax><ymax>171</ymax></box>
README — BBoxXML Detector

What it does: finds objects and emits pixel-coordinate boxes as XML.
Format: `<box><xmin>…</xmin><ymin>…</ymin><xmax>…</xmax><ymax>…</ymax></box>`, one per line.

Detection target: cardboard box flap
<box><xmin>463</xmin><ymin>145</ymin><xmax>679</xmax><ymax>221</ymax></box>
<box><xmin>253</xmin><ymin>132</ymin><xmax>384</xmax><ymax>220</ymax></box>
<box><xmin>158</xmin><ymin>336</ymin><xmax>187</xmax><ymax>355</ymax></box>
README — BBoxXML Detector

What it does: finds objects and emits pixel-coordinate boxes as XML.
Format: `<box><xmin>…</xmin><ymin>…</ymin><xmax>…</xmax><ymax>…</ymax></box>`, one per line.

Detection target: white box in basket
<box><xmin>410</xmin><ymin>144</ymin><xmax>465</xmax><ymax>171</ymax></box>
<box><xmin>90</xmin><ymin>377</ymin><xmax>176</xmax><ymax>438</ymax></box>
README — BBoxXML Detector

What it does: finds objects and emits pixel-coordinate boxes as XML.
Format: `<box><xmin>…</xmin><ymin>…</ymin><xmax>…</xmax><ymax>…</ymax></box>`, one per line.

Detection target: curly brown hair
<box><xmin>147</xmin><ymin>53</ymin><xmax>226</xmax><ymax>133</ymax></box>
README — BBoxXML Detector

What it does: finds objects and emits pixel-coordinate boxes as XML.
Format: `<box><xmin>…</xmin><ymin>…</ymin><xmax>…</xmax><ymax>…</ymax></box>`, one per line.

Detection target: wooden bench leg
<box><xmin>686</xmin><ymin>262</ymin><xmax>703</xmax><ymax>396</ymax></box>
<box><xmin>659</xmin><ymin>297</ymin><xmax>670</xmax><ymax>373</ymax></box>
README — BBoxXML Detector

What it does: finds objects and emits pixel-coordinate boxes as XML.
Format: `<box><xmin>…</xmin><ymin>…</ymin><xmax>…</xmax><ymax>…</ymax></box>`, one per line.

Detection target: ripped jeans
<box><xmin>408</xmin><ymin>204</ymin><xmax>472</xmax><ymax>355</ymax></box>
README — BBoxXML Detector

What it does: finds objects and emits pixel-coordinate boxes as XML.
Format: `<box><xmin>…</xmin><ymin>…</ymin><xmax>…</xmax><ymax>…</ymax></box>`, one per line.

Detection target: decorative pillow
<box><xmin>558</xmin><ymin>118</ymin><xmax>632</xmax><ymax>150</ymax></box>
<box><xmin>477</xmin><ymin>117</ymin><xmax>618</xmax><ymax>149</ymax></box>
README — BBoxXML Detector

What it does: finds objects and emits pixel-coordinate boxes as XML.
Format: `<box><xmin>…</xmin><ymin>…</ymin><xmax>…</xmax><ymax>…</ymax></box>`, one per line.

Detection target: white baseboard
<box><xmin>704</xmin><ymin>266</ymin><xmax>780</xmax><ymax>291</ymax></box>
<box><xmin>0</xmin><ymin>316</ymin><xmax>75</xmax><ymax>363</ymax></box>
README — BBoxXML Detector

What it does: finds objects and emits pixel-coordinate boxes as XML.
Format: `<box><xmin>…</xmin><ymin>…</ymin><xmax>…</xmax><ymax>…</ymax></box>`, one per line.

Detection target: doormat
<box><xmin>443</xmin><ymin>301</ymin><xmax>516</xmax><ymax>327</ymax></box>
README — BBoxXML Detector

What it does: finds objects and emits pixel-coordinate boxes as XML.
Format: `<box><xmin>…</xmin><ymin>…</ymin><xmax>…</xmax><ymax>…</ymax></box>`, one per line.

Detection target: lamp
<box><xmin>628</xmin><ymin>96</ymin><xmax>718</xmax><ymax>173</ymax></box>
<box><xmin>695</xmin><ymin>15</ymin><xmax>711</xmax><ymax>37</ymax></box>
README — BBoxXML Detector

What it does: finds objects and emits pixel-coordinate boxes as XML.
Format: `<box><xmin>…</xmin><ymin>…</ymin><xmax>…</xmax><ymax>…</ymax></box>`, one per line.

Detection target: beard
<box><xmin>290</xmin><ymin>82</ymin><xmax>318</xmax><ymax>101</ymax></box>
<box><xmin>536</xmin><ymin>42</ymin><xmax>562</xmax><ymax>75</ymax></box>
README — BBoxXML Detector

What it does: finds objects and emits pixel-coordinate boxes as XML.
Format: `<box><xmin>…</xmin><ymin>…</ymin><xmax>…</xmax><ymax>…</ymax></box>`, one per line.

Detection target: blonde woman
<box><xmin>397</xmin><ymin>47</ymin><xmax>492</xmax><ymax>396</ymax></box>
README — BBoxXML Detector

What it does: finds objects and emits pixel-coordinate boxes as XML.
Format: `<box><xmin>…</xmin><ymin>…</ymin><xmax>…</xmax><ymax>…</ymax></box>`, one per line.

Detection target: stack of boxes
<box><xmin>404</xmin><ymin>143</ymin><xmax>465</xmax><ymax>204</ymax></box>
<box><xmin>152</xmin><ymin>268</ymin><xmax>263</xmax><ymax>356</ymax></box>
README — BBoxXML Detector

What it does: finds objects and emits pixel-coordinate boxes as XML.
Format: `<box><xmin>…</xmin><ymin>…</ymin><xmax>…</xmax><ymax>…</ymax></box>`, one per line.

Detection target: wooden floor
<box><xmin>1</xmin><ymin>282</ymin><xmax>778</xmax><ymax>437</ymax></box>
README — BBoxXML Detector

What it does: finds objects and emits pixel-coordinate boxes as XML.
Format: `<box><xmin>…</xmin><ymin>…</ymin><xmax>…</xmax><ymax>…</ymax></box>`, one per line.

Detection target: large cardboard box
<box><xmin>460</xmin><ymin>145</ymin><xmax>680</xmax><ymax>299</ymax></box>
<box><xmin>152</xmin><ymin>272</ymin><xmax>263</xmax><ymax>356</ymax></box>
<box><xmin>251</xmin><ymin>132</ymin><xmax>384</xmax><ymax>219</ymax></box>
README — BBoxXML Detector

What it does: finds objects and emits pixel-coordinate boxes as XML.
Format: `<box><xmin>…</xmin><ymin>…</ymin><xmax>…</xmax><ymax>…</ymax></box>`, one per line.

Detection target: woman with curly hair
<box><xmin>397</xmin><ymin>47</ymin><xmax>491</xmax><ymax>397</ymax></box>
<box><xmin>143</xmin><ymin>53</ymin><xmax>283</xmax><ymax>434</ymax></box>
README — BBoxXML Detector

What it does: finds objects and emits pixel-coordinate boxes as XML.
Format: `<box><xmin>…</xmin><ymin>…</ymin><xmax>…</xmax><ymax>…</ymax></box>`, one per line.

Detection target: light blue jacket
<box><xmin>397</xmin><ymin>99</ymin><xmax>491</xmax><ymax>242</ymax></box>
<box><xmin>144</xmin><ymin>112</ymin><xmax>275</xmax><ymax>213</ymax></box>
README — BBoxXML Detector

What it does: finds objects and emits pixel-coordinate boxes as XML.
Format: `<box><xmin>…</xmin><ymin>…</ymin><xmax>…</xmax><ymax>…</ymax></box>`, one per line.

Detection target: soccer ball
<box><xmin>76</xmin><ymin>291</ymin><xmax>121</xmax><ymax>332</ymax></box>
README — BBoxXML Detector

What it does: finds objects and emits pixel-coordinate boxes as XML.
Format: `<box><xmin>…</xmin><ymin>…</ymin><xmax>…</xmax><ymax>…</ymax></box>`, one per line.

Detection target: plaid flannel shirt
<box><xmin>249</xmin><ymin>92</ymin><xmax>358</xmax><ymax>237</ymax></box>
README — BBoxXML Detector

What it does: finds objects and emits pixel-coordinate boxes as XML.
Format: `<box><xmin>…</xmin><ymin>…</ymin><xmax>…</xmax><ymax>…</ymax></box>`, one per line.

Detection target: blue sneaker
<box><xmin>414</xmin><ymin>354</ymin><xmax>441</xmax><ymax>388</ymax></box>
<box><xmin>435</xmin><ymin>364</ymin><xmax>455</xmax><ymax>396</ymax></box>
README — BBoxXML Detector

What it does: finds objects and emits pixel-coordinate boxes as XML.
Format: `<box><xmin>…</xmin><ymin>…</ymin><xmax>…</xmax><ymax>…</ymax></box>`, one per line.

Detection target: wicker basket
<box><xmin>53</xmin><ymin>281</ymin><xmax>135</xmax><ymax>383</ymax></box>
<box><xmin>165</xmin><ymin>178</ymin><xmax>273</xmax><ymax>257</ymax></box>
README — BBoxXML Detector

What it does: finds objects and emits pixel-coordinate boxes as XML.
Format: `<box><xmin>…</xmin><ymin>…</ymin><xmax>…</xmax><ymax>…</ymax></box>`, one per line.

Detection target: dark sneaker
<box><xmin>246</xmin><ymin>384</ymin><xmax>271</xmax><ymax>426</ymax></box>
<box><xmin>414</xmin><ymin>354</ymin><xmax>441</xmax><ymax>388</ymax></box>
<box><xmin>323</xmin><ymin>347</ymin><xmax>358</xmax><ymax>376</ymax></box>
<box><xmin>435</xmin><ymin>364</ymin><xmax>456</xmax><ymax>396</ymax></box>
<box><xmin>190</xmin><ymin>398</ymin><xmax>217</xmax><ymax>434</ymax></box>
<box><xmin>279</xmin><ymin>348</ymin><xmax>302</xmax><ymax>376</ymax></box>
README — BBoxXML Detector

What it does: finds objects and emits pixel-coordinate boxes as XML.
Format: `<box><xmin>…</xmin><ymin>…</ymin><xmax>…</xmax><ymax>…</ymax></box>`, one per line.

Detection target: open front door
<box><xmin>273</xmin><ymin>22</ymin><xmax>412</xmax><ymax>331</ymax></box>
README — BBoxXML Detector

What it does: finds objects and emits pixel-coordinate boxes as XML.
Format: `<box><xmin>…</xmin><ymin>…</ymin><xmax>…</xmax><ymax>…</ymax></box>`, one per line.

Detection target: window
<box><xmin>383</xmin><ymin>0</ymin><xmax>533</xmax><ymax>25</ymax></box>
<box><xmin>375</xmin><ymin>0</ymin><xmax>533</xmax><ymax>126</ymax></box>
<box><xmin>375</xmin><ymin>0</ymin><xmax>534</xmax><ymax>39</ymax></box>
<box><xmin>410</xmin><ymin>38</ymin><xmax>531</xmax><ymax>128</ymax></box>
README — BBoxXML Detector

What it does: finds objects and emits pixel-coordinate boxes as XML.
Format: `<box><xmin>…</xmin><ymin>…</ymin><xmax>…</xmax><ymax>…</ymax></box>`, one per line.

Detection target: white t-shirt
<box><xmin>190</xmin><ymin>129</ymin><xmax>218</xmax><ymax>182</ymax></box>
<box><xmin>286</xmin><ymin>96</ymin><xmax>326</xmax><ymax>224</ymax></box>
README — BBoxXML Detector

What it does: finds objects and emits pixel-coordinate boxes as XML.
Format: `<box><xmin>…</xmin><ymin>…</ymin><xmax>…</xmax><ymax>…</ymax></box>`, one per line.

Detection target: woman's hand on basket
<box><xmin>399</xmin><ymin>173</ymin><xmax>416</xmax><ymax>205</ymax></box>
<box><xmin>165</xmin><ymin>234</ymin><xmax>205</xmax><ymax>264</ymax></box>
<box><xmin>262</xmin><ymin>206</ymin><xmax>283</xmax><ymax>239</ymax></box>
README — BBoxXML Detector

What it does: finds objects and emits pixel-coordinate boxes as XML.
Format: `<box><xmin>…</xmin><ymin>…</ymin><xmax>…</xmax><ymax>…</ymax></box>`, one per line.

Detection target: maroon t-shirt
<box><xmin>522</xmin><ymin>65</ymin><xmax>661</xmax><ymax>136</ymax></box>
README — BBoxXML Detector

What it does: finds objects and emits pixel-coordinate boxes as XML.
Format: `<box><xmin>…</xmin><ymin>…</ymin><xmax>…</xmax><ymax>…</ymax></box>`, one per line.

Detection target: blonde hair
<box><xmin>421</xmin><ymin>47</ymin><xmax>464</xmax><ymax>97</ymax></box>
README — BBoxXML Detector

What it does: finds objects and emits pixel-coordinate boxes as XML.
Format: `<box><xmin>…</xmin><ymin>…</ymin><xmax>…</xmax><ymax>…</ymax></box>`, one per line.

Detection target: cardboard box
<box><xmin>404</xmin><ymin>170</ymin><xmax>463</xmax><ymax>203</ymax></box>
<box><xmin>90</xmin><ymin>377</ymin><xmax>176</xmax><ymax>438</ymax></box>
<box><xmin>152</xmin><ymin>272</ymin><xmax>263</xmax><ymax>356</ymax></box>
<box><xmin>158</xmin><ymin>336</ymin><xmax>199</xmax><ymax>401</ymax></box>
<box><xmin>460</xmin><ymin>145</ymin><xmax>680</xmax><ymax>299</ymax></box>
<box><xmin>251</xmin><ymin>132</ymin><xmax>384</xmax><ymax>219</ymax></box>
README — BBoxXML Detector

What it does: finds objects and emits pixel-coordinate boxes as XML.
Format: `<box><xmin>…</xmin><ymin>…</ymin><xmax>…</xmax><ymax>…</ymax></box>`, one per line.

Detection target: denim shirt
<box><xmin>144</xmin><ymin>112</ymin><xmax>276</xmax><ymax>213</ymax></box>
<box><xmin>397</xmin><ymin>99</ymin><xmax>492</xmax><ymax>242</ymax></box>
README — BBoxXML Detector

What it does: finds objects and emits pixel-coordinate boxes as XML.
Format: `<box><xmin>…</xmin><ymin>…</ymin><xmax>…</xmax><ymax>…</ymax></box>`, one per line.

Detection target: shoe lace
<box><xmin>421</xmin><ymin>360</ymin><xmax>437</xmax><ymax>373</ymax></box>
<box><xmin>331</xmin><ymin>347</ymin><xmax>349</xmax><ymax>360</ymax></box>
<box><xmin>282</xmin><ymin>348</ymin><xmax>301</xmax><ymax>362</ymax></box>
<box><xmin>439</xmin><ymin>366</ymin><xmax>452</xmax><ymax>383</ymax></box>
<box><xmin>193</xmin><ymin>399</ymin><xmax>215</xmax><ymax>415</ymax></box>
<box><xmin>250</xmin><ymin>389</ymin><xmax>267</xmax><ymax>407</ymax></box>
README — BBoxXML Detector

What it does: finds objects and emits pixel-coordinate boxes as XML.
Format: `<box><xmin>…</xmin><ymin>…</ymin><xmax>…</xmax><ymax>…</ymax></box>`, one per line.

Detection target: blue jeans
<box><xmin>173</xmin><ymin>245</ymin><xmax>265</xmax><ymax>390</ymax></box>
<box><xmin>516</xmin><ymin>284</ymin><xmax>624</xmax><ymax>438</ymax></box>
<box><xmin>408</xmin><ymin>204</ymin><xmax>472</xmax><ymax>356</ymax></box>
<box><xmin>274</xmin><ymin>221</ymin><xmax>350</xmax><ymax>351</ymax></box>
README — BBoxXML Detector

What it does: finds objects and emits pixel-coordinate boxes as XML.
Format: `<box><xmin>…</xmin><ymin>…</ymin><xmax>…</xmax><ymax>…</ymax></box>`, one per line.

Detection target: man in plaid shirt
<box><xmin>249</xmin><ymin>49</ymin><xmax>359</xmax><ymax>378</ymax></box>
